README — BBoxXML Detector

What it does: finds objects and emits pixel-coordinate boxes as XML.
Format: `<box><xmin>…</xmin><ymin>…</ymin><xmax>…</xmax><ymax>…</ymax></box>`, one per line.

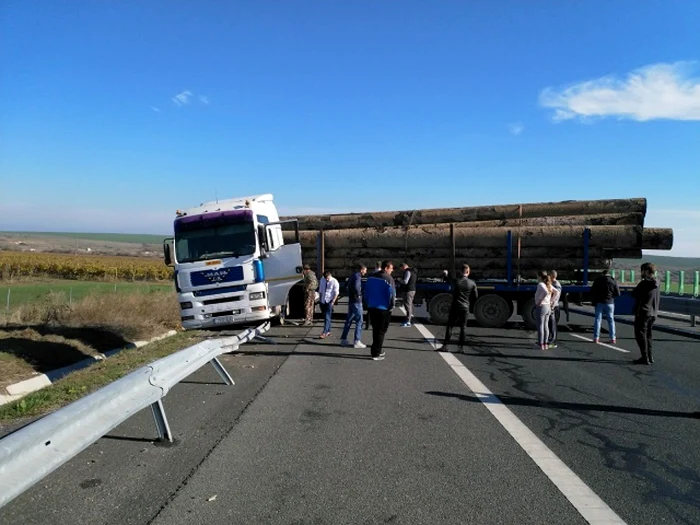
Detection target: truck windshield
<box><xmin>175</xmin><ymin>222</ymin><xmax>256</xmax><ymax>263</ymax></box>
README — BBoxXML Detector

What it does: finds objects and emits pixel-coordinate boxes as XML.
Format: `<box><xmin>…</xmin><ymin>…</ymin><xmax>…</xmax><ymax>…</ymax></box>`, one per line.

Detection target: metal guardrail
<box><xmin>0</xmin><ymin>321</ymin><xmax>270</xmax><ymax>509</ymax></box>
<box><xmin>660</xmin><ymin>296</ymin><xmax>700</xmax><ymax>327</ymax></box>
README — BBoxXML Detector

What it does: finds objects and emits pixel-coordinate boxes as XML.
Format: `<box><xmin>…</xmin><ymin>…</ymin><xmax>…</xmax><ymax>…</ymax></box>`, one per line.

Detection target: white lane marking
<box><xmin>415</xmin><ymin>322</ymin><xmax>627</xmax><ymax>525</ymax></box>
<box><xmin>569</xmin><ymin>333</ymin><xmax>630</xmax><ymax>353</ymax></box>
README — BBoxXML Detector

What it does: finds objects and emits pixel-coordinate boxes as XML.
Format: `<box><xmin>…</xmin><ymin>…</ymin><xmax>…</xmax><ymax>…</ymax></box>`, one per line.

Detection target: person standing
<box><xmin>364</xmin><ymin>261</ymin><xmax>382</xmax><ymax>330</ymax></box>
<box><xmin>318</xmin><ymin>270</ymin><xmax>339</xmax><ymax>339</ymax></box>
<box><xmin>399</xmin><ymin>263</ymin><xmax>418</xmax><ymax>327</ymax></box>
<box><xmin>547</xmin><ymin>270</ymin><xmax>562</xmax><ymax>348</ymax></box>
<box><xmin>534</xmin><ymin>271</ymin><xmax>553</xmax><ymax>350</ymax></box>
<box><xmin>302</xmin><ymin>265</ymin><xmax>318</xmax><ymax>326</ymax></box>
<box><xmin>591</xmin><ymin>269</ymin><xmax>621</xmax><ymax>343</ymax></box>
<box><xmin>442</xmin><ymin>264</ymin><xmax>478</xmax><ymax>352</ymax></box>
<box><xmin>341</xmin><ymin>264</ymin><xmax>367</xmax><ymax>349</ymax></box>
<box><xmin>631</xmin><ymin>262</ymin><xmax>660</xmax><ymax>365</ymax></box>
<box><xmin>364</xmin><ymin>260</ymin><xmax>396</xmax><ymax>361</ymax></box>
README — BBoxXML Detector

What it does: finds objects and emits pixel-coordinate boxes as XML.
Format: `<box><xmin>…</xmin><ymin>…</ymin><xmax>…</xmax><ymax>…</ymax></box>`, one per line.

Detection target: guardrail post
<box><xmin>210</xmin><ymin>357</ymin><xmax>235</xmax><ymax>385</ymax></box>
<box><xmin>620</xmin><ymin>269</ymin><xmax>626</xmax><ymax>283</ymax></box>
<box><xmin>150</xmin><ymin>399</ymin><xmax>174</xmax><ymax>442</ymax></box>
<box><xmin>630</xmin><ymin>270</ymin><xmax>635</xmax><ymax>282</ymax></box>
<box><xmin>610</xmin><ymin>269</ymin><xmax>616</xmax><ymax>279</ymax></box>
<box><xmin>694</xmin><ymin>271</ymin><xmax>699</xmax><ymax>297</ymax></box>
<box><xmin>692</xmin><ymin>315</ymin><xmax>697</xmax><ymax>328</ymax></box>
<box><xmin>664</xmin><ymin>271</ymin><xmax>671</xmax><ymax>294</ymax></box>
<box><xmin>678</xmin><ymin>270</ymin><xmax>685</xmax><ymax>295</ymax></box>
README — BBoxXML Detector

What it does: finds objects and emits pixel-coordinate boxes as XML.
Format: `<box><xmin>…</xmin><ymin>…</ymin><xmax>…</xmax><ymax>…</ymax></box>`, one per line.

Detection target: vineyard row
<box><xmin>0</xmin><ymin>251</ymin><xmax>174</xmax><ymax>281</ymax></box>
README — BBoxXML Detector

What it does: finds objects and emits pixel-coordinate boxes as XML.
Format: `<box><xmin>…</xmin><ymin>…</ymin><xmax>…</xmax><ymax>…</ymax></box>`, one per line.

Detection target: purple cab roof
<box><xmin>174</xmin><ymin>208</ymin><xmax>253</xmax><ymax>232</ymax></box>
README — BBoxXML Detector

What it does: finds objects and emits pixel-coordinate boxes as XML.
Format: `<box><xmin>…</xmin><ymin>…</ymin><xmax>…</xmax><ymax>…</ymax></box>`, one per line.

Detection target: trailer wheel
<box><xmin>474</xmin><ymin>295</ymin><xmax>511</xmax><ymax>328</ymax></box>
<box><xmin>428</xmin><ymin>293</ymin><xmax>452</xmax><ymax>325</ymax></box>
<box><xmin>521</xmin><ymin>298</ymin><xmax>537</xmax><ymax>330</ymax></box>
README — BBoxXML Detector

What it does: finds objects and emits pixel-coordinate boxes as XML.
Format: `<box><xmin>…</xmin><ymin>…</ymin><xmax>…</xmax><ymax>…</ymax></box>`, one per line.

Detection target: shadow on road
<box><xmin>425</xmin><ymin>391</ymin><xmax>700</xmax><ymax>419</ymax></box>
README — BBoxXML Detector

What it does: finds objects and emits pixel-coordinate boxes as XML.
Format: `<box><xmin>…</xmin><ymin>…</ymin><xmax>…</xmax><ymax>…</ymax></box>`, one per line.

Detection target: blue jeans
<box><xmin>341</xmin><ymin>302</ymin><xmax>363</xmax><ymax>342</ymax></box>
<box><xmin>594</xmin><ymin>303</ymin><xmax>616</xmax><ymax>340</ymax></box>
<box><xmin>321</xmin><ymin>303</ymin><xmax>334</xmax><ymax>334</ymax></box>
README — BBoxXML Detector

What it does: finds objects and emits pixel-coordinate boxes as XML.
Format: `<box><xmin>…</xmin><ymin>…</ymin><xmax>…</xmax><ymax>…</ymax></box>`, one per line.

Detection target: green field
<box><xmin>1</xmin><ymin>231</ymin><xmax>168</xmax><ymax>244</ymax></box>
<box><xmin>613</xmin><ymin>254</ymin><xmax>700</xmax><ymax>272</ymax></box>
<box><xmin>0</xmin><ymin>279</ymin><xmax>174</xmax><ymax>310</ymax></box>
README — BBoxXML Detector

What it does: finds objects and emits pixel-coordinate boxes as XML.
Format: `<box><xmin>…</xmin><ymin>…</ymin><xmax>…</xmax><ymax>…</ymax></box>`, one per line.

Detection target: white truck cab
<box><xmin>163</xmin><ymin>194</ymin><xmax>302</xmax><ymax>329</ymax></box>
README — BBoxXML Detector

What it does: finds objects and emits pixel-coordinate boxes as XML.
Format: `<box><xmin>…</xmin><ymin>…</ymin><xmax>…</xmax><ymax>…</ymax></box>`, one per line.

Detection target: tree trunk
<box><xmin>283</xmin><ymin>225</ymin><xmax>672</xmax><ymax>250</ymax></box>
<box><xmin>282</xmin><ymin>198</ymin><xmax>647</xmax><ymax>230</ymax></box>
<box><xmin>316</xmin><ymin>257</ymin><xmax>611</xmax><ymax>272</ymax></box>
<box><xmin>299</xmin><ymin>247</ymin><xmax>642</xmax><ymax>260</ymax></box>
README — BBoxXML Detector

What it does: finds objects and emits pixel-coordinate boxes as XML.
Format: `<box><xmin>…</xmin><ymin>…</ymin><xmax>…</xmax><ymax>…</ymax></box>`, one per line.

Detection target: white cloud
<box><xmin>508</xmin><ymin>122</ymin><xmax>524</xmax><ymax>135</ymax></box>
<box><xmin>150</xmin><ymin>105</ymin><xmax>161</xmax><ymax>112</ymax></box>
<box><xmin>539</xmin><ymin>61</ymin><xmax>700</xmax><ymax>122</ymax></box>
<box><xmin>199</xmin><ymin>95</ymin><xmax>209</xmax><ymax>105</ymax></box>
<box><xmin>172</xmin><ymin>90</ymin><xmax>193</xmax><ymax>106</ymax></box>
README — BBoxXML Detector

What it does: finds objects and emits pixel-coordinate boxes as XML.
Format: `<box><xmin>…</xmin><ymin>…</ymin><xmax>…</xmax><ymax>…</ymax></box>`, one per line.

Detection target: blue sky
<box><xmin>1</xmin><ymin>1</ymin><xmax>699</xmax><ymax>255</ymax></box>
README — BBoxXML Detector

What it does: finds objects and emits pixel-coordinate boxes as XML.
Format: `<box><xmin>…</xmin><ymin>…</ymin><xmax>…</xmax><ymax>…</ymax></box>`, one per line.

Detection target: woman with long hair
<box><xmin>534</xmin><ymin>270</ymin><xmax>553</xmax><ymax>350</ymax></box>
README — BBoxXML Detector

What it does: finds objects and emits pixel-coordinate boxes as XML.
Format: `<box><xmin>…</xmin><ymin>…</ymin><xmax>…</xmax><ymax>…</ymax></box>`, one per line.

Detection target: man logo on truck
<box><xmin>203</xmin><ymin>269</ymin><xmax>231</xmax><ymax>283</ymax></box>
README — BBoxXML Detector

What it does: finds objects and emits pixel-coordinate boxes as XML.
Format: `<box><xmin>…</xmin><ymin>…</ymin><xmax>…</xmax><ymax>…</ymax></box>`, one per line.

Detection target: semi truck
<box><xmin>163</xmin><ymin>194</ymin><xmax>303</xmax><ymax>330</ymax></box>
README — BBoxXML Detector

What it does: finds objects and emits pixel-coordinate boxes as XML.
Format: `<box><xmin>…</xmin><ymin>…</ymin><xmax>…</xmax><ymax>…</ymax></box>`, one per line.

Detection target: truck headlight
<box><xmin>249</xmin><ymin>292</ymin><xmax>265</xmax><ymax>301</ymax></box>
<box><xmin>180</xmin><ymin>301</ymin><xmax>193</xmax><ymax>310</ymax></box>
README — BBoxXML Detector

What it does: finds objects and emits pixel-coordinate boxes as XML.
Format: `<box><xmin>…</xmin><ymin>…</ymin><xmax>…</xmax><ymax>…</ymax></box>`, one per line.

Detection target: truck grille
<box><xmin>190</xmin><ymin>266</ymin><xmax>244</xmax><ymax>287</ymax></box>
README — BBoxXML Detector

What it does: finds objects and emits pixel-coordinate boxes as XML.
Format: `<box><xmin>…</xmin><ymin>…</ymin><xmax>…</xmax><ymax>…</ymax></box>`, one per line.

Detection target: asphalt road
<box><xmin>1</xmin><ymin>310</ymin><xmax>699</xmax><ymax>525</ymax></box>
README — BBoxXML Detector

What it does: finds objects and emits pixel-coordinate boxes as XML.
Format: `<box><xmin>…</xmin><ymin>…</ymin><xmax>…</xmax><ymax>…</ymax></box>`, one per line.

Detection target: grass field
<box><xmin>0</xmin><ymin>279</ymin><xmax>173</xmax><ymax>310</ymax></box>
<box><xmin>0</xmin><ymin>231</ymin><xmax>167</xmax><ymax>244</ymax></box>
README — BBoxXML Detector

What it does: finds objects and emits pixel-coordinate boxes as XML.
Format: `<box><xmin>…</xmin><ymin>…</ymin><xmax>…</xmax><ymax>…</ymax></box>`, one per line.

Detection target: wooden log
<box><xmin>281</xmin><ymin>198</ymin><xmax>647</xmax><ymax>230</ymax></box>
<box><xmin>283</xmin><ymin>212</ymin><xmax>645</xmax><ymax>231</ymax></box>
<box><xmin>284</xmin><ymin>225</ymin><xmax>665</xmax><ymax>250</ymax></box>
<box><xmin>317</xmin><ymin>257</ymin><xmax>611</xmax><ymax>272</ymax></box>
<box><xmin>299</xmin><ymin>247</ymin><xmax>643</xmax><ymax>260</ymax></box>
<box><xmin>641</xmin><ymin>228</ymin><xmax>674</xmax><ymax>250</ymax></box>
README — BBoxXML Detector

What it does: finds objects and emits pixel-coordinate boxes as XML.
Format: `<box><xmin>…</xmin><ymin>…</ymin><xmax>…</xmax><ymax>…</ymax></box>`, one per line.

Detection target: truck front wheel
<box><xmin>521</xmin><ymin>298</ymin><xmax>537</xmax><ymax>330</ymax></box>
<box><xmin>474</xmin><ymin>295</ymin><xmax>511</xmax><ymax>328</ymax></box>
<box><xmin>428</xmin><ymin>293</ymin><xmax>452</xmax><ymax>325</ymax></box>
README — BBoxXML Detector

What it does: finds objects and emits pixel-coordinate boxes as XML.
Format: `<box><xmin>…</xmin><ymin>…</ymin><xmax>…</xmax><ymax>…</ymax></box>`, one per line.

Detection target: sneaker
<box><xmin>302</xmin><ymin>321</ymin><xmax>313</xmax><ymax>326</ymax></box>
<box><xmin>319</xmin><ymin>333</ymin><xmax>330</xmax><ymax>339</ymax></box>
<box><xmin>340</xmin><ymin>339</ymin><xmax>351</xmax><ymax>346</ymax></box>
<box><xmin>609</xmin><ymin>339</ymin><xmax>616</xmax><ymax>344</ymax></box>
<box><xmin>372</xmin><ymin>352</ymin><xmax>386</xmax><ymax>361</ymax></box>
<box><xmin>632</xmin><ymin>357</ymin><xmax>650</xmax><ymax>365</ymax></box>
<box><xmin>401</xmin><ymin>322</ymin><xmax>411</xmax><ymax>327</ymax></box>
<box><xmin>548</xmin><ymin>343</ymin><xmax>558</xmax><ymax>349</ymax></box>
<box><xmin>593</xmin><ymin>338</ymin><xmax>600</xmax><ymax>343</ymax></box>
<box><xmin>353</xmin><ymin>341</ymin><xmax>367</xmax><ymax>349</ymax></box>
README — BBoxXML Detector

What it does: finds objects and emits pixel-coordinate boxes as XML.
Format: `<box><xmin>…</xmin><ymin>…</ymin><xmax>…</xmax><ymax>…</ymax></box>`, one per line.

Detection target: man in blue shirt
<box><xmin>364</xmin><ymin>260</ymin><xmax>396</xmax><ymax>361</ymax></box>
<box><xmin>341</xmin><ymin>263</ymin><xmax>367</xmax><ymax>349</ymax></box>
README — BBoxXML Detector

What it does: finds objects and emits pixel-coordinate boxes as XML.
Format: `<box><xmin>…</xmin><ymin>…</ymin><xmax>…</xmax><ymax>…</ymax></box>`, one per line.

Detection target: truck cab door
<box><xmin>262</xmin><ymin>222</ymin><xmax>303</xmax><ymax>308</ymax></box>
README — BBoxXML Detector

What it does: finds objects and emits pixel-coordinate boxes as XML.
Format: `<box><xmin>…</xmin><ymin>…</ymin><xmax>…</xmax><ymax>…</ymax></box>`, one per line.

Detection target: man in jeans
<box><xmin>341</xmin><ymin>264</ymin><xmax>367</xmax><ymax>349</ymax></box>
<box><xmin>318</xmin><ymin>270</ymin><xmax>339</xmax><ymax>339</ymax></box>
<box><xmin>399</xmin><ymin>263</ymin><xmax>418</xmax><ymax>327</ymax></box>
<box><xmin>364</xmin><ymin>260</ymin><xmax>396</xmax><ymax>361</ymax></box>
<box><xmin>631</xmin><ymin>262</ymin><xmax>661</xmax><ymax>365</ymax></box>
<box><xmin>591</xmin><ymin>269</ymin><xmax>620</xmax><ymax>343</ymax></box>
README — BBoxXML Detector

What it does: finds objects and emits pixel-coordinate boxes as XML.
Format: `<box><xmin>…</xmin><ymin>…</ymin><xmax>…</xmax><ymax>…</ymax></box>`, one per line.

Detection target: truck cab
<box><xmin>163</xmin><ymin>194</ymin><xmax>302</xmax><ymax>330</ymax></box>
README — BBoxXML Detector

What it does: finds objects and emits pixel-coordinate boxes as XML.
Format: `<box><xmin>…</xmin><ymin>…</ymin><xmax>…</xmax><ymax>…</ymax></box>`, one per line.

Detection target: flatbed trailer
<box><xmin>289</xmin><ymin>227</ymin><xmax>636</xmax><ymax>329</ymax></box>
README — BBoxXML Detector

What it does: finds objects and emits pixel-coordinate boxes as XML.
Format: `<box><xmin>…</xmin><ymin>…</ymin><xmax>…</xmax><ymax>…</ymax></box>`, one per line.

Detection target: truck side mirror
<box><xmin>163</xmin><ymin>238</ymin><xmax>174</xmax><ymax>266</ymax></box>
<box><xmin>258</xmin><ymin>225</ymin><xmax>269</xmax><ymax>258</ymax></box>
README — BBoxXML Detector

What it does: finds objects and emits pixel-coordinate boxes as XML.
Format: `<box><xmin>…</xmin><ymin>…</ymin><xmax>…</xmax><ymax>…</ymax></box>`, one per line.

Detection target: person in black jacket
<box><xmin>631</xmin><ymin>262</ymin><xmax>661</xmax><ymax>365</ymax></box>
<box><xmin>443</xmin><ymin>264</ymin><xmax>478</xmax><ymax>352</ymax></box>
<box><xmin>399</xmin><ymin>263</ymin><xmax>418</xmax><ymax>327</ymax></box>
<box><xmin>591</xmin><ymin>269</ymin><xmax>621</xmax><ymax>343</ymax></box>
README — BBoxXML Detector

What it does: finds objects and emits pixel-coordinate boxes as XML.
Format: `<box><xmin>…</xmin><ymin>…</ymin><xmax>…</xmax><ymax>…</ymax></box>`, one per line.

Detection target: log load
<box><xmin>281</xmin><ymin>198</ymin><xmax>647</xmax><ymax>230</ymax></box>
<box><xmin>283</xmin><ymin>226</ymin><xmax>673</xmax><ymax>251</ymax></box>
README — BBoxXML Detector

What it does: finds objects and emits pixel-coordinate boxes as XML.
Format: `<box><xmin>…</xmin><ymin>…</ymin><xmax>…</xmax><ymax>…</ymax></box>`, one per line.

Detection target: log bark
<box><xmin>641</xmin><ymin>228</ymin><xmax>674</xmax><ymax>250</ymax></box>
<box><xmin>299</xmin><ymin>247</ymin><xmax>642</xmax><ymax>260</ymax></box>
<box><xmin>316</xmin><ymin>257</ymin><xmax>611</xmax><ymax>272</ymax></box>
<box><xmin>318</xmin><ymin>266</ymin><xmax>608</xmax><ymax>281</ymax></box>
<box><xmin>281</xmin><ymin>198</ymin><xmax>647</xmax><ymax>230</ymax></box>
<box><xmin>284</xmin><ymin>225</ymin><xmax>670</xmax><ymax>250</ymax></box>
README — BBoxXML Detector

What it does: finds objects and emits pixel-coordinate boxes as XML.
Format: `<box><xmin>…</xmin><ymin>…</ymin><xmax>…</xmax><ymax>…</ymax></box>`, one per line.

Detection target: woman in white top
<box><xmin>534</xmin><ymin>270</ymin><xmax>553</xmax><ymax>350</ymax></box>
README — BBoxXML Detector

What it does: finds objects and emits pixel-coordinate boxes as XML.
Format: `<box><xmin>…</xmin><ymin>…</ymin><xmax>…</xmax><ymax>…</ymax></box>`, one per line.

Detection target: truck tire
<box><xmin>287</xmin><ymin>284</ymin><xmax>305</xmax><ymax>320</ymax></box>
<box><xmin>521</xmin><ymin>298</ymin><xmax>537</xmax><ymax>330</ymax></box>
<box><xmin>474</xmin><ymin>294</ymin><xmax>511</xmax><ymax>328</ymax></box>
<box><xmin>428</xmin><ymin>293</ymin><xmax>452</xmax><ymax>325</ymax></box>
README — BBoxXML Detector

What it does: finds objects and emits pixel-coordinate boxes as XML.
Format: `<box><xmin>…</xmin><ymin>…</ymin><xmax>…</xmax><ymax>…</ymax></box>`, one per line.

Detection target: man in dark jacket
<box><xmin>364</xmin><ymin>260</ymin><xmax>396</xmax><ymax>361</ymax></box>
<box><xmin>443</xmin><ymin>264</ymin><xmax>478</xmax><ymax>352</ymax></box>
<box><xmin>341</xmin><ymin>264</ymin><xmax>367</xmax><ymax>349</ymax></box>
<box><xmin>399</xmin><ymin>263</ymin><xmax>418</xmax><ymax>327</ymax></box>
<box><xmin>591</xmin><ymin>269</ymin><xmax>621</xmax><ymax>343</ymax></box>
<box><xmin>631</xmin><ymin>262</ymin><xmax>661</xmax><ymax>365</ymax></box>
